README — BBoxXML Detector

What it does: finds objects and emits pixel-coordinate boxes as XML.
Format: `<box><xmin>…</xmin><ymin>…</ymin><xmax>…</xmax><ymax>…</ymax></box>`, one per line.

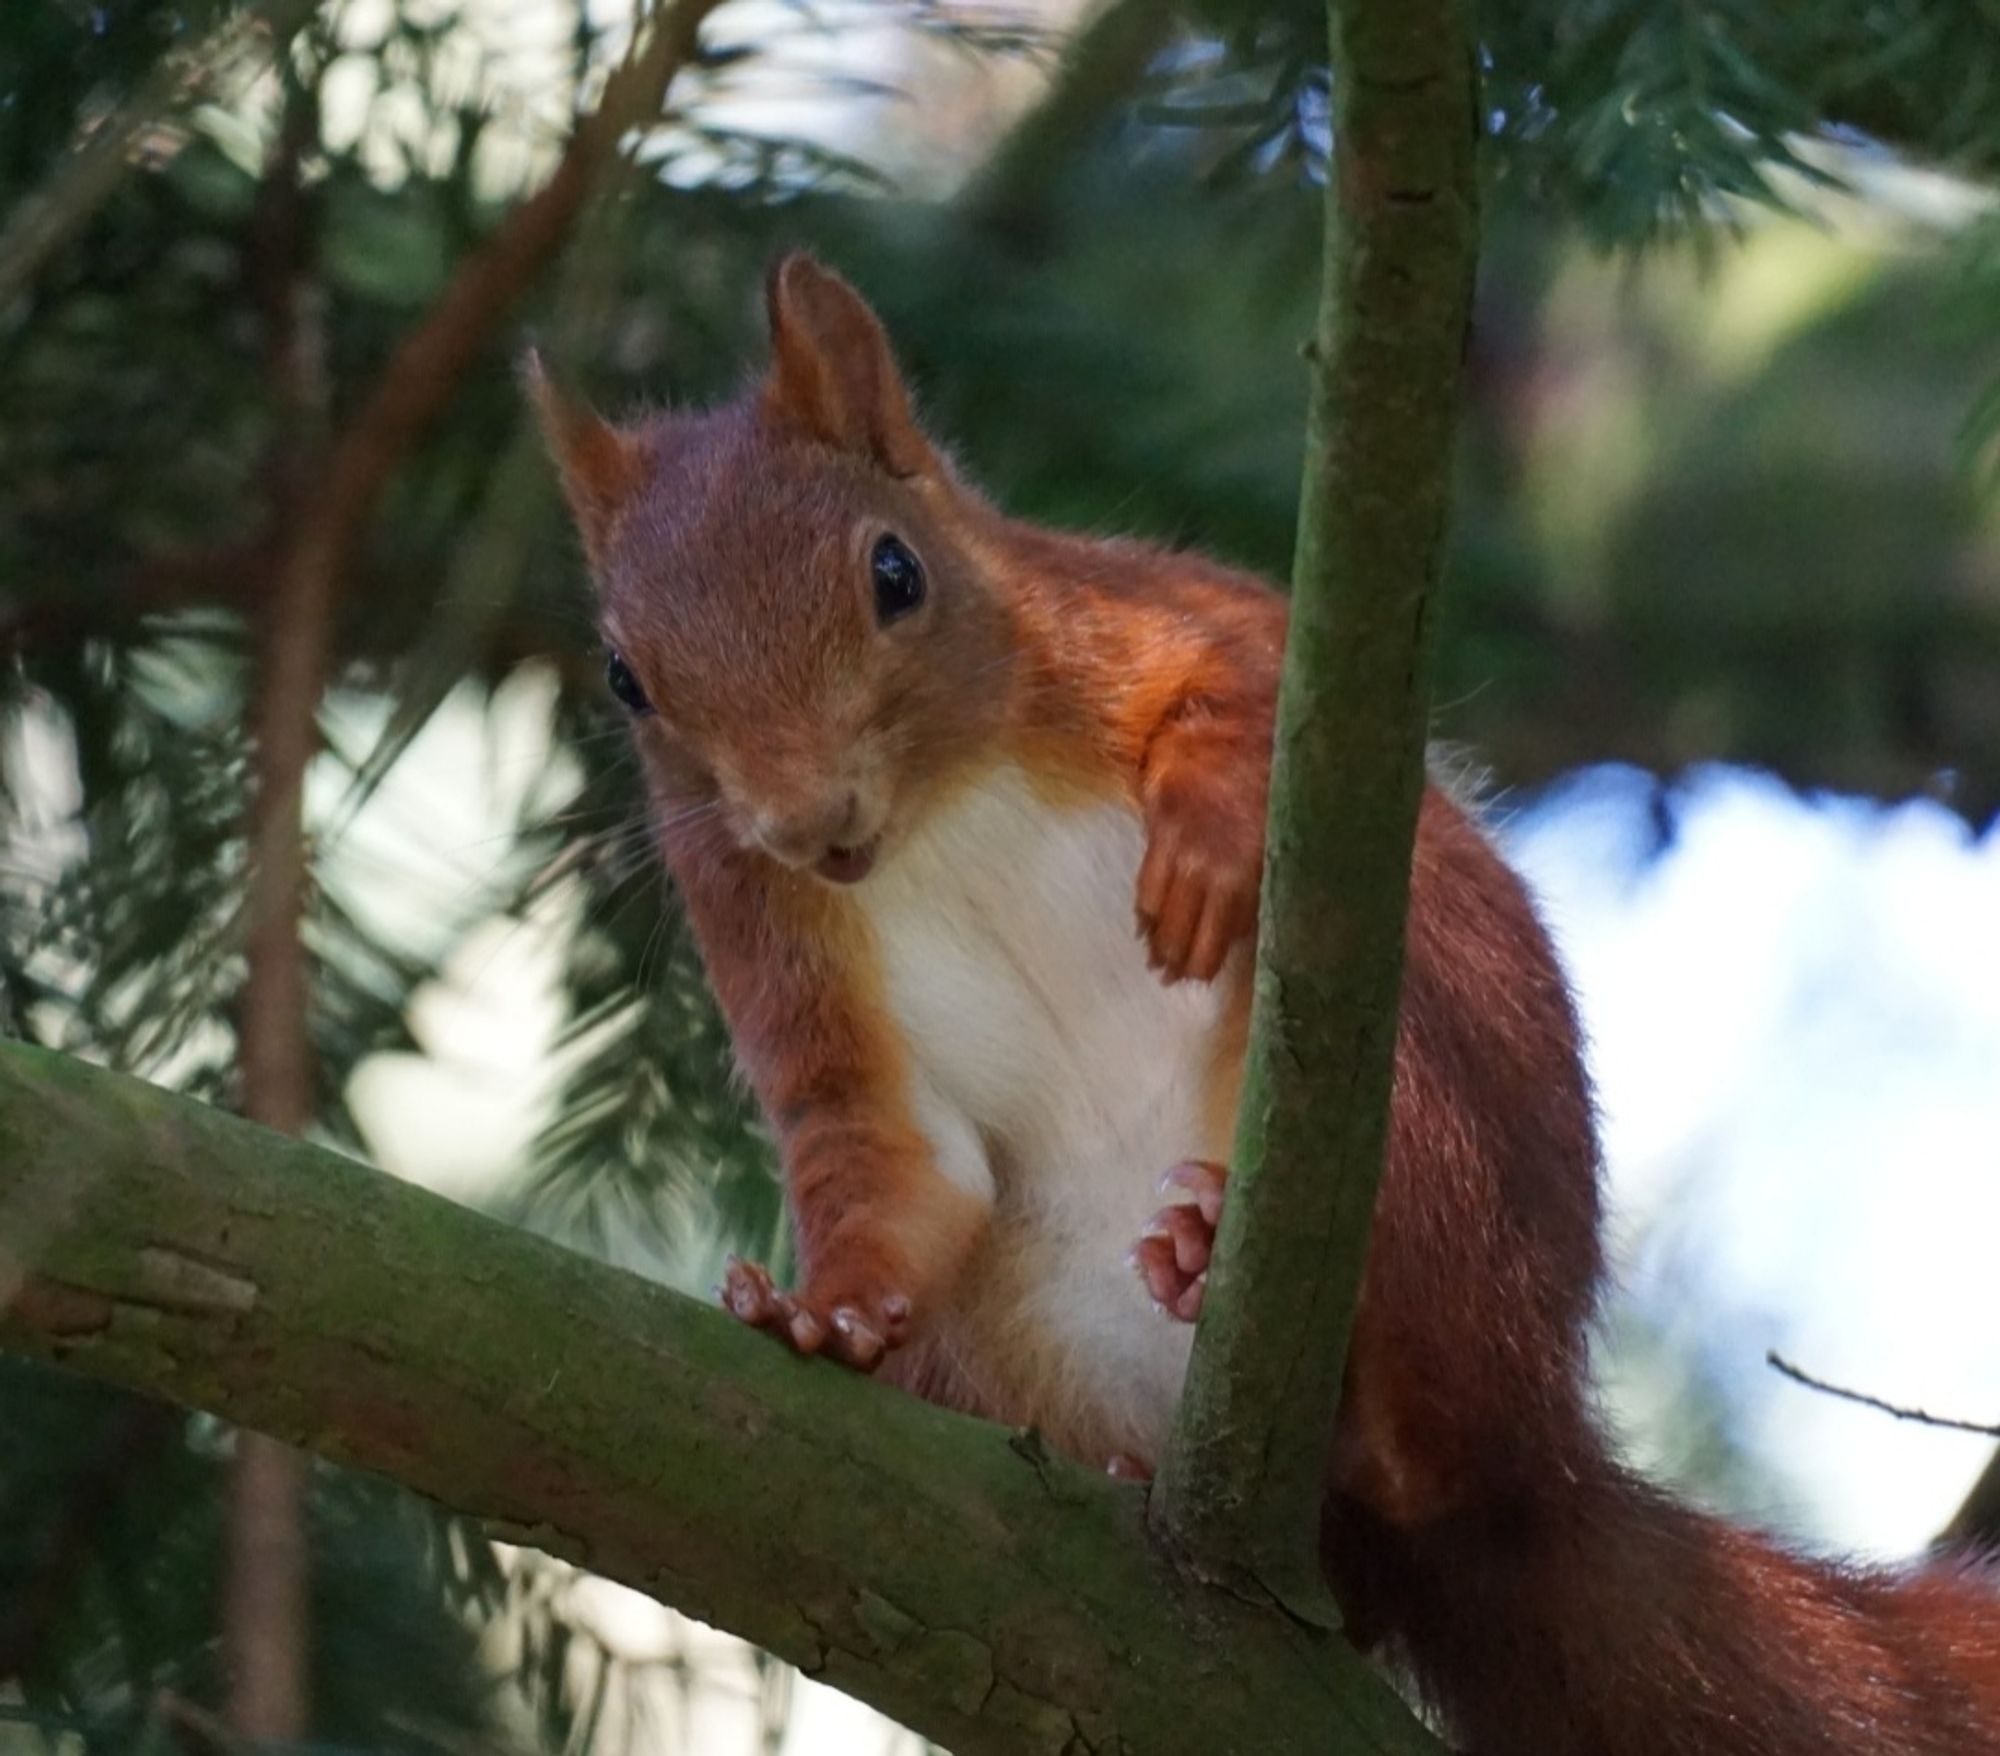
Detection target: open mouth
<box><xmin>815</xmin><ymin>837</ymin><xmax>880</xmax><ymax>885</ymax></box>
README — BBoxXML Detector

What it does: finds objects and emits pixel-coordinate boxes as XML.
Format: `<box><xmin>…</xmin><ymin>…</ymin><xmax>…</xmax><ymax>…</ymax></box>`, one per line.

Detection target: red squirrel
<box><xmin>532</xmin><ymin>252</ymin><xmax>2000</xmax><ymax>1754</ymax></box>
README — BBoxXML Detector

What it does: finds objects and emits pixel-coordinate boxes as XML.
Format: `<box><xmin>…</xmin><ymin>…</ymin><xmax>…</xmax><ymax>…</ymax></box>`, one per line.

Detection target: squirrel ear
<box><xmin>523</xmin><ymin>349</ymin><xmax>648</xmax><ymax>567</ymax></box>
<box><xmin>761</xmin><ymin>253</ymin><xmax>936</xmax><ymax>478</ymax></box>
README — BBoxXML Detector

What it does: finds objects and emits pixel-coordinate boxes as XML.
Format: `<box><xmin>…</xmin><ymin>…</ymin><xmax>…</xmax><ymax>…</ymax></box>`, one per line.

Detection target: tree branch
<box><xmin>960</xmin><ymin>0</ymin><xmax>1178</xmax><ymax>235</ymax></box>
<box><xmin>0</xmin><ymin>1041</ymin><xmax>1440</xmax><ymax>1756</ymax></box>
<box><xmin>1153</xmin><ymin>0</ymin><xmax>1479</xmax><ymax>1617</ymax></box>
<box><xmin>1768</xmin><ymin>1351</ymin><xmax>2000</xmax><ymax>1439</ymax></box>
<box><xmin>303</xmin><ymin>0</ymin><xmax>724</xmax><ymax>547</ymax></box>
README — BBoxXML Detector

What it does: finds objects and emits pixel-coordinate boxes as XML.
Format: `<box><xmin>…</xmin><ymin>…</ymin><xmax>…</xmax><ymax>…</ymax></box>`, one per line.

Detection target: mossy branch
<box><xmin>0</xmin><ymin>1041</ymin><xmax>1439</xmax><ymax>1756</ymax></box>
<box><xmin>1153</xmin><ymin>0</ymin><xmax>1480</xmax><ymax>1618</ymax></box>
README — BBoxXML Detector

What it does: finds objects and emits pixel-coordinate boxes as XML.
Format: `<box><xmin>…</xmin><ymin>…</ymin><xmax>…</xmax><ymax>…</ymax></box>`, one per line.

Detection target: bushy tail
<box><xmin>1357</xmin><ymin>792</ymin><xmax>2000</xmax><ymax>1750</ymax></box>
<box><xmin>1334</xmin><ymin>1449</ymin><xmax>2000</xmax><ymax>1756</ymax></box>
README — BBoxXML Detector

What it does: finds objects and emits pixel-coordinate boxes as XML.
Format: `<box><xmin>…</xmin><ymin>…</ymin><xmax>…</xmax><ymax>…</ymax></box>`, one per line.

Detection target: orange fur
<box><xmin>536</xmin><ymin>253</ymin><xmax>2000</xmax><ymax>1753</ymax></box>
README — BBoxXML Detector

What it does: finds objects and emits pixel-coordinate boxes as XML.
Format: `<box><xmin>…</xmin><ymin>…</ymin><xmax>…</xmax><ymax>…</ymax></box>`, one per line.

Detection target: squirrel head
<box><xmin>530</xmin><ymin>254</ymin><xmax>1017</xmax><ymax>885</ymax></box>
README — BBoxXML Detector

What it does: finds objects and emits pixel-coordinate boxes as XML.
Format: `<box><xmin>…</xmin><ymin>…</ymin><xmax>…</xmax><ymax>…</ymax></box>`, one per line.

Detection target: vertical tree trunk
<box><xmin>1154</xmin><ymin>0</ymin><xmax>1480</xmax><ymax>1617</ymax></box>
<box><xmin>224</xmin><ymin>79</ymin><xmax>327</xmax><ymax>1744</ymax></box>
<box><xmin>223</xmin><ymin>1439</ymin><xmax>311</xmax><ymax>1740</ymax></box>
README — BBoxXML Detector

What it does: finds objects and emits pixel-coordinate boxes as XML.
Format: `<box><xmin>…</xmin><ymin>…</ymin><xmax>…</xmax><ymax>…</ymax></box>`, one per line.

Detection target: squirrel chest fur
<box><xmin>849</xmin><ymin>763</ymin><xmax>1236</xmax><ymax>1458</ymax></box>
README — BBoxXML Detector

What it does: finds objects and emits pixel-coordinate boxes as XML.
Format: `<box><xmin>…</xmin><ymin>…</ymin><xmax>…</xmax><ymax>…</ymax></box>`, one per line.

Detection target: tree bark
<box><xmin>1152</xmin><ymin>0</ymin><xmax>1479</xmax><ymax>1621</ymax></box>
<box><xmin>223</xmin><ymin>73</ymin><xmax>327</xmax><ymax>1744</ymax></box>
<box><xmin>0</xmin><ymin>1041</ymin><xmax>1439</xmax><ymax>1756</ymax></box>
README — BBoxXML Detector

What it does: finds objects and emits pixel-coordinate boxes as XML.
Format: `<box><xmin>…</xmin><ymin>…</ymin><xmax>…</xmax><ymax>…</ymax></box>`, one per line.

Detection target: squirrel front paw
<box><xmin>1136</xmin><ymin>787</ymin><xmax>1261</xmax><ymax>985</ymax></box>
<box><xmin>1130</xmin><ymin>1159</ymin><xmax>1227</xmax><ymax>1322</ymax></box>
<box><xmin>721</xmin><ymin>1257</ymin><xmax>912</xmax><ymax>1372</ymax></box>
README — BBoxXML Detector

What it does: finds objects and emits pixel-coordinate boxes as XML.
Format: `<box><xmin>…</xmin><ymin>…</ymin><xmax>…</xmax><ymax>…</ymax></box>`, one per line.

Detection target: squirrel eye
<box><xmin>605</xmin><ymin>651</ymin><xmax>654</xmax><ymax>717</ymax></box>
<box><xmin>871</xmin><ymin>533</ymin><xmax>926</xmax><ymax>625</ymax></box>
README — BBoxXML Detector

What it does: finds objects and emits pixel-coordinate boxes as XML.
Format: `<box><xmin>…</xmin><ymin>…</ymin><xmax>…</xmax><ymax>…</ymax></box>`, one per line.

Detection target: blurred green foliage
<box><xmin>1</xmin><ymin>0</ymin><xmax>1998</xmax><ymax>1746</ymax></box>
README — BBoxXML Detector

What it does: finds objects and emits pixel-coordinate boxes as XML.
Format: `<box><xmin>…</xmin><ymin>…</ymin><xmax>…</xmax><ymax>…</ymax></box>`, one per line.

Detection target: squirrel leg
<box><xmin>1131</xmin><ymin>1158</ymin><xmax>1227</xmax><ymax>1322</ymax></box>
<box><xmin>723</xmin><ymin>1097</ymin><xmax>991</xmax><ymax>1375</ymax></box>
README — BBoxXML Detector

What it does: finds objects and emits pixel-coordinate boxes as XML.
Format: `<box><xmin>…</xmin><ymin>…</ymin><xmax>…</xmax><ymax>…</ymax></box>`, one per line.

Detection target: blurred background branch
<box><xmin>961</xmin><ymin>0</ymin><xmax>1175</xmax><ymax>233</ymax></box>
<box><xmin>224</xmin><ymin>63</ymin><xmax>326</xmax><ymax>1745</ymax></box>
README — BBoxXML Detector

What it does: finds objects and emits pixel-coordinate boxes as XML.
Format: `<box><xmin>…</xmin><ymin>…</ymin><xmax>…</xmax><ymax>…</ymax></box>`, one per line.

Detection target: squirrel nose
<box><xmin>753</xmin><ymin>790</ymin><xmax>864</xmax><ymax>866</ymax></box>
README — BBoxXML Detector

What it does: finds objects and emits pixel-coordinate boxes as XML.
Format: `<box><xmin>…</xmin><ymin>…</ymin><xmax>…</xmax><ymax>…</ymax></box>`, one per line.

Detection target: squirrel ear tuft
<box><xmin>761</xmin><ymin>253</ymin><xmax>935</xmax><ymax>478</ymax></box>
<box><xmin>523</xmin><ymin>349</ymin><xmax>648</xmax><ymax>567</ymax></box>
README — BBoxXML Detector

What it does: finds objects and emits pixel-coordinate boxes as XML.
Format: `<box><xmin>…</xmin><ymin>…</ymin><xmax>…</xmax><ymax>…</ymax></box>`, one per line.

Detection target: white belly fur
<box><xmin>855</xmin><ymin>765</ymin><xmax>1236</xmax><ymax>1457</ymax></box>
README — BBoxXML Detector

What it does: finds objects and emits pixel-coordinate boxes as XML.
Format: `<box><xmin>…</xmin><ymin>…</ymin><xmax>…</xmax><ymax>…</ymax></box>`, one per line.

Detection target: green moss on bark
<box><xmin>0</xmin><ymin>1042</ymin><xmax>1438</xmax><ymax>1754</ymax></box>
<box><xmin>1155</xmin><ymin>0</ymin><xmax>1480</xmax><ymax>1622</ymax></box>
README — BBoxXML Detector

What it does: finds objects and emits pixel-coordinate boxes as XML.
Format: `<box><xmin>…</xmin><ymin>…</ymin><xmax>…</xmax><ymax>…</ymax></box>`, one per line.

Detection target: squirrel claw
<box><xmin>721</xmin><ymin>1258</ymin><xmax>909</xmax><ymax>1374</ymax></box>
<box><xmin>721</xmin><ymin>1256</ymin><xmax>780</xmax><ymax>1325</ymax></box>
<box><xmin>1134</xmin><ymin>1160</ymin><xmax>1228</xmax><ymax>1323</ymax></box>
<box><xmin>1159</xmin><ymin>1158</ymin><xmax>1227</xmax><ymax>1227</ymax></box>
<box><xmin>829</xmin><ymin>1304</ymin><xmax>887</xmax><ymax>1370</ymax></box>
